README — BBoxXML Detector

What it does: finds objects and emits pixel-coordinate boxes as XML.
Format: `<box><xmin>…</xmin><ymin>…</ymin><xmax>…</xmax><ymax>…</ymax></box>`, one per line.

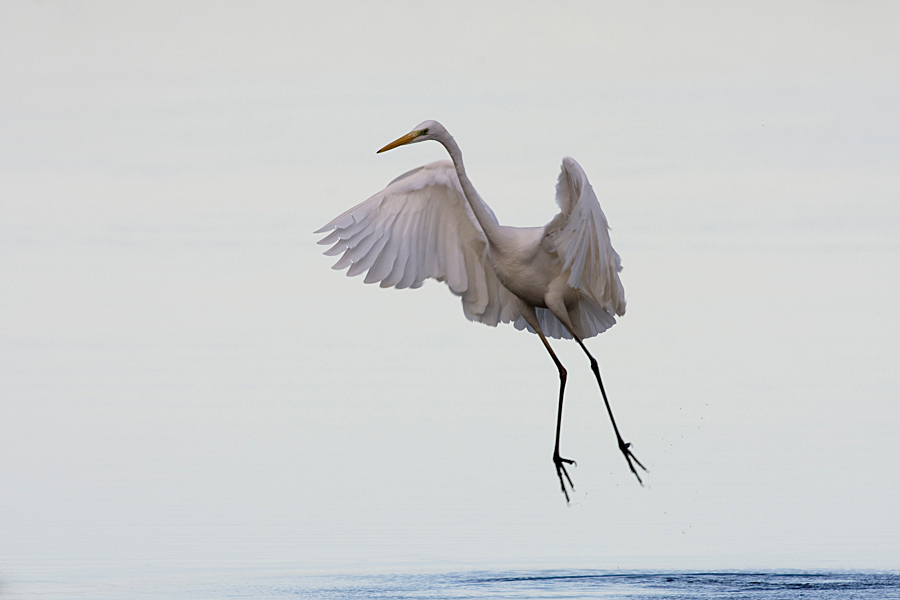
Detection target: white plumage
<box><xmin>316</xmin><ymin>158</ymin><xmax>625</xmax><ymax>340</ymax></box>
<box><xmin>317</xmin><ymin>161</ymin><xmax>517</xmax><ymax>326</ymax></box>
<box><xmin>316</xmin><ymin>121</ymin><xmax>644</xmax><ymax>501</ymax></box>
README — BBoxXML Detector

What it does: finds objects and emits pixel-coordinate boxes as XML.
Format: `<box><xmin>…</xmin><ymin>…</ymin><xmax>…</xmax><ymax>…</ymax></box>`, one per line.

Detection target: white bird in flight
<box><xmin>316</xmin><ymin>120</ymin><xmax>645</xmax><ymax>501</ymax></box>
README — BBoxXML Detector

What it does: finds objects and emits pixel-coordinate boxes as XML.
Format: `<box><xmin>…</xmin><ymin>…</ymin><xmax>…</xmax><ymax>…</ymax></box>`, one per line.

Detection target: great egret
<box><xmin>316</xmin><ymin>120</ymin><xmax>645</xmax><ymax>501</ymax></box>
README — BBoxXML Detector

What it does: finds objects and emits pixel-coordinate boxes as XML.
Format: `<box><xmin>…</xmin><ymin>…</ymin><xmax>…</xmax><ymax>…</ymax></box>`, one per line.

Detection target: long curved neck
<box><xmin>438</xmin><ymin>133</ymin><xmax>505</xmax><ymax>247</ymax></box>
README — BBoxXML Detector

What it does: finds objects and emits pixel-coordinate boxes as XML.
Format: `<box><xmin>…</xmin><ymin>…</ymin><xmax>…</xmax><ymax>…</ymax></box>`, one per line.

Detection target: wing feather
<box><xmin>543</xmin><ymin>157</ymin><xmax>626</xmax><ymax>320</ymax></box>
<box><xmin>317</xmin><ymin>160</ymin><xmax>522</xmax><ymax>327</ymax></box>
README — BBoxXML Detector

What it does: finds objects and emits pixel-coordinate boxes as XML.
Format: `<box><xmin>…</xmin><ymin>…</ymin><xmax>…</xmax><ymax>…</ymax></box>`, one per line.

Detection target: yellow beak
<box><xmin>377</xmin><ymin>130</ymin><xmax>425</xmax><ymax>154</ymax></box>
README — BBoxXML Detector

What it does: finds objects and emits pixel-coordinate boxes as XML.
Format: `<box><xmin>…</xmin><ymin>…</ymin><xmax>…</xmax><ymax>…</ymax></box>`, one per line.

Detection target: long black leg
<box><xmin>574</xmin><ymin>337</ymin><xmax>647</xmax><ymax>484</ymax></box>
<box><xmin>537</xmin><ymin>332</ymin><xmax>576</xmax><ymax>502</ymax></box>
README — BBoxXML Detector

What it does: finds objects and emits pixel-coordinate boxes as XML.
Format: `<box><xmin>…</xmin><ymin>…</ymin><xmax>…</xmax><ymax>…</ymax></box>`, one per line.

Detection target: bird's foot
<box><xmin>553</xmin><ymin>453</ymin><xmax>577</xmax><ymax>503</ymax></box>
<box><xmin>618</xmin><ymin>438</ymin><xmax>647</xmax><ymax>485</ymax></box>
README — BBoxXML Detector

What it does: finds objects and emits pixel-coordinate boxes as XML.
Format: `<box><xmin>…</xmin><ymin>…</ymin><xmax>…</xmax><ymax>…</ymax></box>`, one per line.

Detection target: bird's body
<box><xmin>317</xmin><ymin>121</ymin><xmax>644</xmax><ymax>500</ymax></box>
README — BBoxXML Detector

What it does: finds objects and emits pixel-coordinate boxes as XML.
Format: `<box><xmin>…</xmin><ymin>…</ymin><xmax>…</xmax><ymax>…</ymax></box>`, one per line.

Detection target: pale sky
<box><xmin>1</xmin><ymin>0</ymin><xmax>898</xmax><ymax>578</ymax></box>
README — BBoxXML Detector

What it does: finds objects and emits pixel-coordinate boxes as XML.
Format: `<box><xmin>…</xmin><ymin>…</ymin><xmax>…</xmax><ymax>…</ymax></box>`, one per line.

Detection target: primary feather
<box><xmin>543</xmin><ymin>156</ymin><xmax>626</xmax><ymax>319</ymax></box>
<box><xmin>315</xmin><ymin>160</ymin><xmax>519</xmax><ymax>327</ymax></box>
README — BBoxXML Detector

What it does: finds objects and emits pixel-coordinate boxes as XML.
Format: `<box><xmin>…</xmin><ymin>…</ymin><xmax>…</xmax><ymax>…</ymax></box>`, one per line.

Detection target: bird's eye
<box><xmin>421</xmin><ymin>128</ymin><xmax>429</xmax><ymax>135</ymax></box>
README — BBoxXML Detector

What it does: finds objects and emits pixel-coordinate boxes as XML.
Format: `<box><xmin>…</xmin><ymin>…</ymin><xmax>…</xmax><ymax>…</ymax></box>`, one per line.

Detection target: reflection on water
<box><xmin>2</xmin><ymin>567</ymin><xmax>898</xmax><ymax>599</ymax></box>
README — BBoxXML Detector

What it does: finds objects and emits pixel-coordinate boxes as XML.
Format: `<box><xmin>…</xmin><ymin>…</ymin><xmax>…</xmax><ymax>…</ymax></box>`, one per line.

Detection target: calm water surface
<box><xmin>304</xmin><ymin>571</ymin><xmax>900</xmax><ymax>599</ymax></box>
<box><xmin>3</xmin><ymin>568</ymin><xmax>898</xmax><ymax>599</ymax></box>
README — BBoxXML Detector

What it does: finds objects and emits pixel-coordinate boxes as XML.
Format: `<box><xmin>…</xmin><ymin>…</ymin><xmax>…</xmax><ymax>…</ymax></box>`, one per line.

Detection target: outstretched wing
<box><xmin>542</xmin><ymin>157</ymin><xmax>626</xmax><ymax>319</ymax></box>
<box><xmin>315</xmin><ymin>160</ymin><xmax>521</xmax><ymax>327</ymax></box>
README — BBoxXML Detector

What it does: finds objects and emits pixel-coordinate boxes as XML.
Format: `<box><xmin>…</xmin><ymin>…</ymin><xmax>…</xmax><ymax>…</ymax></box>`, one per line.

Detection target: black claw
<box><xmin>553</xmin><ymin>454</ymin><xmax>576</xmax><ymax>502</ymax></box>
<box><xmin>616</xmin><ymin>439</ymin><xmax>648</xmax><ymax>485</ymax></box>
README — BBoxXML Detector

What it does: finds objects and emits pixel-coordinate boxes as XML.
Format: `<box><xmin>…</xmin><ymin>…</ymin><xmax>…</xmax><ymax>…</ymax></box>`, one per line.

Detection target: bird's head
<box><xmin>377</xmin><ymin>120</ymin><xmax>447</xmax><ymax>153</ymax></box>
